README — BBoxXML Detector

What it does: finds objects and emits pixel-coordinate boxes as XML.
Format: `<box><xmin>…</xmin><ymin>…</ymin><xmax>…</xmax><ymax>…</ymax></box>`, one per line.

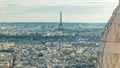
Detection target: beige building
<box><xmin>0</xmin><ymin>53</ymin><xmax>13</xmax><ymax>68</ymax></box>
<box><xmin>0</xmin><ymin>60</ymin><xmax>10</xmax><ymax>68</ymax></box>
<box><xmin>97</xmin><ymin>0</ymin><xmax>120</xmax><ymax>68</ymax></box>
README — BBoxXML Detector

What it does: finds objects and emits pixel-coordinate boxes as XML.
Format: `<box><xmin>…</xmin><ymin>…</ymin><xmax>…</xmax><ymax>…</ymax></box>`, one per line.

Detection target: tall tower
<box><xmin>97</xmin><ymin>0</ymin><xmax>120</xmax><ymax>68</ymax></box>
<box><xmin>58</xmin><ymin>12</ymin><xmax>64</xmax><ymax>30</ymax></box>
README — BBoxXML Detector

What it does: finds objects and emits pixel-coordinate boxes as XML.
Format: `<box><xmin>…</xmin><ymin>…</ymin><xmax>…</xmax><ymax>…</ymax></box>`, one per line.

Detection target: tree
<box><xmin>38</xmin><ymin>52</ymin><xmax>44</xmax><ymax>57</ymax></box>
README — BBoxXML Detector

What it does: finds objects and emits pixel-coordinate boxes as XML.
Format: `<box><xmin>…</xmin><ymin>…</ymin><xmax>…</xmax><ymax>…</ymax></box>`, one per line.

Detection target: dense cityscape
<box><xmin>0</xmin><ymin>23</ymin><xmax>105</xmax><ymax>68</ymax></box>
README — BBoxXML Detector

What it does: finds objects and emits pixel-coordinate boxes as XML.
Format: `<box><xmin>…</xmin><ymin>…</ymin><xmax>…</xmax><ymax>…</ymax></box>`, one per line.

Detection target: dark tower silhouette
<box><xmin>58</xmin><ymin>12</ymin><xmax>63</xmax><ymax>30</ymax></box>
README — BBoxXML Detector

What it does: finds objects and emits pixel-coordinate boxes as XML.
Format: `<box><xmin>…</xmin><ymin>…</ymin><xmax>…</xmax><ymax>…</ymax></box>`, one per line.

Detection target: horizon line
<box><xmin>0</xmin><ymin>21</ymin><xmax>107</xmax><ymax>23</ymax></box>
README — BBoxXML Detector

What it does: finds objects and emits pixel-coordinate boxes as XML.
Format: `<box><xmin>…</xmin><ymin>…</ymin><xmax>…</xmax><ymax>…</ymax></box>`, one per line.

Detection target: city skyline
<box><xmin>0</xmin><ymin>0</ymin><xmax>118</xmax><ymax>23</ymax></box>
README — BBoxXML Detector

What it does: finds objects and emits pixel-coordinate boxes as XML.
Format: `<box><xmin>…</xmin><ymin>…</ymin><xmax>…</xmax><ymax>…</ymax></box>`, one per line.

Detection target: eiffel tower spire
<box><xmin>58</xmin><ymin>12</ymin><xmax>63</xmax><ymax>30</ymax></box>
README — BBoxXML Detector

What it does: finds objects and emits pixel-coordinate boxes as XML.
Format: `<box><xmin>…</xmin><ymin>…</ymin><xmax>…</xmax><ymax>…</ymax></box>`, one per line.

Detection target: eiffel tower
<box><xmin>58</xmin><ymin>12</ymin><xmax>64</xmax><ymax>30</ymax></box>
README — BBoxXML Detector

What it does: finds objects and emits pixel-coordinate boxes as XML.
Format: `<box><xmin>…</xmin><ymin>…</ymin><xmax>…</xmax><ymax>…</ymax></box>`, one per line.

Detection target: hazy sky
<box><xmin>0</xmin><ymin>0</ymin><xmax>119</xmax><ymax>23</ymax></box>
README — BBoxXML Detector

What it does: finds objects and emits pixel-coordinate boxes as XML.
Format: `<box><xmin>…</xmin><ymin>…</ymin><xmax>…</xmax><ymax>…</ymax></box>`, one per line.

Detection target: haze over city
<box><xmin>1</xmin><ymin>0</ymin><xmax>120</xmax><ymax>68</ymax></box>
<box><xmin>0</xmin><ymin>0</ymin><xmax>118</xmax><ymax>23</ymax></box>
